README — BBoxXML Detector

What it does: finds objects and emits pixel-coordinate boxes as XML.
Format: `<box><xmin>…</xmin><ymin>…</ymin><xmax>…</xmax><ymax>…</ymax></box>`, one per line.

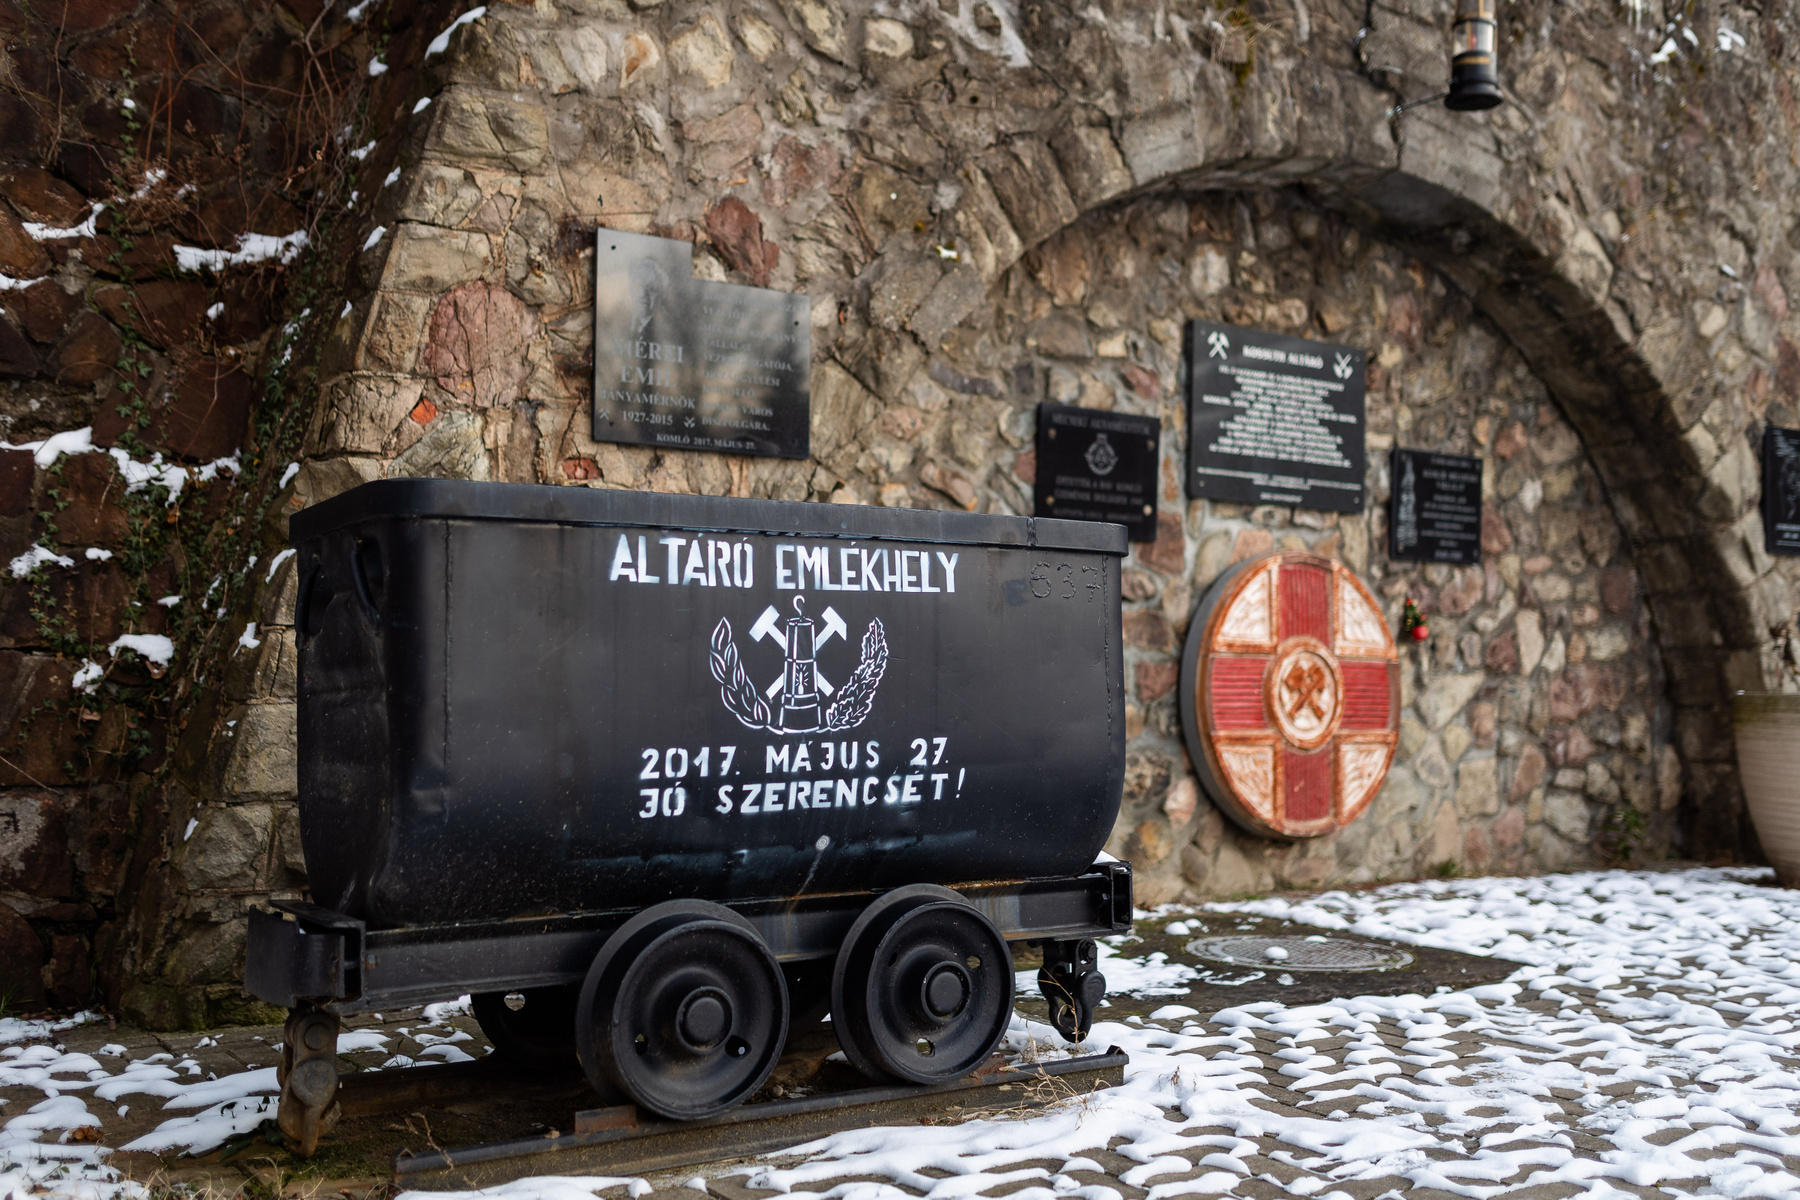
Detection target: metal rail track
<box><xmin>388</xmin><ymin>1049</ymin><xmax>1128</xmax><ymax>1189</ymax></box>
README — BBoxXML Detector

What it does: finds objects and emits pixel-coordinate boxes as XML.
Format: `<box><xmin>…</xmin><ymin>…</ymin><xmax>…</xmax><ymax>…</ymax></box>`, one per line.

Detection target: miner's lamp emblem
<box><xmin>1178</xmin><ymin>551</ymin><xmax>1400</xmax><ymax>840</ymax></box>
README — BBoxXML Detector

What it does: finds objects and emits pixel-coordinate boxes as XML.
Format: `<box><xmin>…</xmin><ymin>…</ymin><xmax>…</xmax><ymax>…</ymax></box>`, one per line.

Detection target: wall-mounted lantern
<box><xmin>1446</xmin><ymin>0</ymin><xmax>1503</xmax><ymax>110</ymax></box>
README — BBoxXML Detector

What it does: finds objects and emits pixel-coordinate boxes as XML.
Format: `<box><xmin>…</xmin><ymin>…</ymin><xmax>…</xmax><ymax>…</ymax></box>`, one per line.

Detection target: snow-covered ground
<box><xmin>6</xmin><ymin>868</ymin><xmax>1800</xmax><ymax>1200</ymax></box>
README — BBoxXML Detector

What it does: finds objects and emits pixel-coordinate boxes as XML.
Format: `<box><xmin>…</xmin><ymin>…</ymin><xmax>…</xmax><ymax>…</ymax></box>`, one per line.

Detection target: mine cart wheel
<box><xmin>576</xmin><ymin>899</ymin><xmax>788</xmax><ymax>1120</ymax></box>
<box><xmin>276</xmin><ymin>1005</ymin><xmax>341</xmax><ymax>1158</ymax></box>
<box><xmin>830</xmin><ymin>884</ymin><xmax>1014</xmax><ymax>1085</ymax></box>
<box><xmin>472</xmin><ymin>986</ymin><xmax>581</xmax><ymax>1069</ymax></box>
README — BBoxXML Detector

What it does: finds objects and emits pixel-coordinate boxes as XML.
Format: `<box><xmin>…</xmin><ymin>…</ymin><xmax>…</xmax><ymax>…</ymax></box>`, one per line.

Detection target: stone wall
<box><xmin>5</xmin><ymin>0</ymin><xmax>1800</xmax><ymax>1023</ymax></box>
<box><xmin>0</xmin><ymin>0</ymin><xmax>365</xmax><ymax>1020</ymax></box>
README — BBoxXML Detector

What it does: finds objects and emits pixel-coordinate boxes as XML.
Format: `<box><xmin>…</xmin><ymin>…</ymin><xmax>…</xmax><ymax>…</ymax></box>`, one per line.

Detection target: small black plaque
<box><xmin>1767</xmin><ymin>425</ymin><xmax>1800</xmax><ymax>556</ymax></box>
<box><xmin>1388</xmin><ymin>448</ymin><xmax>1483</xmax><ymax>565</ymax></box>
<box><xmin>1186</xmin><ymin>320</ymin><xmax>1366</xmax><ymax>512</ymax></box>
<box><xmin>1034</xmin><ymin>403</ymin><xmax>1161</xmax><ymax>541</ymax></box>
<box><xmin>593</xmin><ymin>229</ymin><xmax>810</xmax><ymax>459</ymax></box>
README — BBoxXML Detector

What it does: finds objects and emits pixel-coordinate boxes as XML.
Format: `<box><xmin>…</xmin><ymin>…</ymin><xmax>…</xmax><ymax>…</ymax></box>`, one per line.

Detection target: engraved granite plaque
<box><xmin>593</xmin><ymin>229</ymin><xmax>810</xmax><ymax>459</ymax></box>
<box><xmin>1186</xmin><ymin>320</ymin><xmax>1366</xmax><ymax>512</ymax></box>
<box><xmin>1766</xmin><ymin>425</ymin><xmax>1800</xmax><ymax>556</ymax></box>
<box><xmin>1388</xmin><ymin>448</ymin><xmax>1483</xmax><ymax>565</ymax></box>
<box><xmin>1033</xmin><ymin>402</ymin><xmax>1162</xmax><ymax>541</ymax></box>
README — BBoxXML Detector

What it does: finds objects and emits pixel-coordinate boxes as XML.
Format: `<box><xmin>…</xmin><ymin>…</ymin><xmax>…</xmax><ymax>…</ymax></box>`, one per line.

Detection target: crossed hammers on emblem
<box><xmin>1283</xmin><ymin>661</ymin><xmax>1329</xmax><ymax>720</ymax></box>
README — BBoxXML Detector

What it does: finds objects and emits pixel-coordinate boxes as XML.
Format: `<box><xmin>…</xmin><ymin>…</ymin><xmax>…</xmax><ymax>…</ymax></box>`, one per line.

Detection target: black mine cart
<box><xmin>247</xmin><ymin>480</ymin><xmax>1133</xmax><ymax>1155</ymax></box>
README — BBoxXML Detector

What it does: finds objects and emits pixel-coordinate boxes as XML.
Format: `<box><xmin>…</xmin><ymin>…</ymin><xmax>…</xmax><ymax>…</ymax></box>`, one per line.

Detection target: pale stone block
<box><xmin>389</xmin><ymin>410</ymin><xmax>493</xmax><ymax>481</ymax></box>
<box><xmin>1517</xmin><ymin>610</ymin><xmax>1545</xmax><ymax>674</ymax></box>
<box><xmin>178</xmin><ymin>803</ymin><xmax>275</xmax><ymax>891</ymax></box>
<box><xmin>669</xmin><ymin>14</ymin><xmax>734</xmax><ymax>87</ymax></box>
<box><xmin>864</xmin><ymin>17</ymin><xmax>912</xmax><ymax>58</ymax></box>
<box><xmin>558</xmin><ymin>25</ymin><xmax>611</xmax><ymax>92</ymax></box>
<box><xmin>1542</xmin><ymin>789</ymin><xmax>1592</xmax><ymax>842</ymax></box>
<box><xmin>1455</xmin><ymin>755</ymin><xmax>1500</xmax><ymax>817</ymax></box>
<box><xmin>399</xmin><ymin>164</ymin><xmax>485</xmax><ymax>229</ymax></box>
<box><xmin>1422</xmin><ymin>798</ymin><xmax>1462</xmax><ymax>868</ymax></box>
<box><xmin>1048</xmin><ymin>124</ymin><xmax>1133</xmax><ymax>212</ymax></box>
<box><xmin>221</xmin><ymin>704</ymin><xmax>297</xmax><ymax>797</ymax></box>
<box><xmin>775</xmin><ymin>0</ymin><xmax>850</xmax><ymax>65</ymax></box>
<box><xmin>310</xmin><ymin>374</ymin><xmax>424</xmax><ymax>454</ymax></box>
<box><xmin>426</xmin><ymin>92</ymin><xmax>549</xmax><ymax>172</ymax></box>
<box><xmin>1418</xmin><ymin>671</ymin><xmax>1486</xmax><ymax>729</ymax></box>
<box><xmin>296</xmin><ymin>457</ymin><xmax>384</xmax><ymax>510</ymax></box>
<box><xmin>380</xmin><ymin>224</ymin><xmax>492</xmax><ymax>294</ymax></box>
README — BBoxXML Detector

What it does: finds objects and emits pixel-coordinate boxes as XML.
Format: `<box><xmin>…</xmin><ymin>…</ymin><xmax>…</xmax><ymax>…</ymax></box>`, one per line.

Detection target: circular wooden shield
<box><xmin>1178</xmin><ymin>551</ymin><xmax>1400</xmax><ymax>840</ymax></box>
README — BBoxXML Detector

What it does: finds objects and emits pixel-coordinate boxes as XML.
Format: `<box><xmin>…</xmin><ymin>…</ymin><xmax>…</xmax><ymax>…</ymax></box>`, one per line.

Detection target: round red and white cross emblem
<box><xmin>1178</xmin><ymin>551</ymin><xmax>1400</xmax><ymax>840</ymax></box>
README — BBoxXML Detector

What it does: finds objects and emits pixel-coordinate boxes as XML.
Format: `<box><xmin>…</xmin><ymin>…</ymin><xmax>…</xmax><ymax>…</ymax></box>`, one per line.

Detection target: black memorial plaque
<box><xmin>1767</xmin><ymin>425</ymin><xmax>1800</xmax><ymax>556</ymax></box>
<box><xmin>1388</xmin><ymin>448</ymin><xmax>1483</xmax><ymax>565</ymax></box>
<box><xmin>593</xmin><ymin>229</ymin><xmax>810</xmax><ymax>458</ymax></box>
<box><xmin>1034</xmin><ymin>403</ymin><xmax>1161</xmax><ymax>541</ymax></box>
<box><xmin>1186</xmin><ymin>320</ymin><xmax>1366</xmax><ymax>512</ymax></box>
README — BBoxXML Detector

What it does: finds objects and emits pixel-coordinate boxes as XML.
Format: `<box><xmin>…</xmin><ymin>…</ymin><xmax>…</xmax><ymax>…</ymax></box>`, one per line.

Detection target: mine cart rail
<box><xmin>388</xmin><ymin>1047</ymin><xmax>1130</xmax><ymax>1189</ymax></box>
<box><xmin>248</xmin><ymin>862</ymin><xmax>1132</xmax><ymax>1013</ymax></box>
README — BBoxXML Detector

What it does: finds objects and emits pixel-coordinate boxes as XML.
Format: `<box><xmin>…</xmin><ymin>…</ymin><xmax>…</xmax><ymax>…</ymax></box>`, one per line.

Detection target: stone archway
<box><xmin>788</xmin><ymin>0</ymin><xmax>1798</xmax><ymax>862</ymax></box>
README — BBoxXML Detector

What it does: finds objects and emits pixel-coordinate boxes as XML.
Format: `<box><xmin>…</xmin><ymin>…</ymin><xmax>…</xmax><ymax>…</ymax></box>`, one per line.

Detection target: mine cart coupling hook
<box><xmin>277</xmin><ymin>1004</ymin><xmax>342</xmax><ymax>1157</ymax></box>
<box><xmin>1039</xmin><ymin>939</ymin><xmax>1106</xmax><ymax>1043</ymax></box>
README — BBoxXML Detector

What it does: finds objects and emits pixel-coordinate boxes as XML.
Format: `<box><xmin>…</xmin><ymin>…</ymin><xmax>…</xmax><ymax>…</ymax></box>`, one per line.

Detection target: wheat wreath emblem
<box><xmin>708</xmin><ymin>615</ymin><xmax>889</xmax><ymax>733</ymax></box>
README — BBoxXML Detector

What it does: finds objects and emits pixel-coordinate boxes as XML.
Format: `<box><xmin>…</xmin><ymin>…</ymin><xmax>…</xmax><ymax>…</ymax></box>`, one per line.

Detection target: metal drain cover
<box><xmin>1186</xmin><ymin>936</ymin><xmax>1414</xmax><ymax>972</ymax></box>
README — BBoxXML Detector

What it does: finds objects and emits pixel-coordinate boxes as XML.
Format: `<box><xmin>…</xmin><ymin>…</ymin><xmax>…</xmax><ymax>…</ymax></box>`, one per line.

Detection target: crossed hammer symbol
<box><xmin>1283</xmin><ymin>662</ymin><xmax>1329</xmax><ymax>720</ymax></box>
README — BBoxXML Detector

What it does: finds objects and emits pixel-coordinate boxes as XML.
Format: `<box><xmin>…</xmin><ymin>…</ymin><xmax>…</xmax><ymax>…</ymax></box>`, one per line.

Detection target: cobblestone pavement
<box><xmin>5</xmin><ymin>868</ymin><xmax>1800</xmax><ymax>1200</ymax></box>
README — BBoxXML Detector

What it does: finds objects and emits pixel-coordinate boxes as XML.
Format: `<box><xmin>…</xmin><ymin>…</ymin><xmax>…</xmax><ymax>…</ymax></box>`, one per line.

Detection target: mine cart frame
<box><xmin>248</xmin><ymin>863</ymin><xmax>1131</xmax><ymax>1153</ymax></box>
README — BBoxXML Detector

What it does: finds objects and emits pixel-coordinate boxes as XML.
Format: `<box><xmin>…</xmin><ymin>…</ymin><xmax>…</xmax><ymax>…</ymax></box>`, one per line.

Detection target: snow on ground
<box><xmin>0</xmin><ymin>1013</ymin><xmax>102</xmax><ymax>1046</ymax></box>
<box><xmin>7</xmin><ymin>869</ymin><xmax>1800</xmax><ymax>1200</ymax></box>
<box><xmin>735</xmin><ymin>868</ymin><xmax>1800</xmax><ymax>1200</ymax></box>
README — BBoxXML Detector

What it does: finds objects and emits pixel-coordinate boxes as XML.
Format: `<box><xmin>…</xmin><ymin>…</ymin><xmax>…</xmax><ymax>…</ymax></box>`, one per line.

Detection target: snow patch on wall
<box><xmin>426</xmin><ymin>7</ymin><xmax>488</xmax><ymax>57</ymax></box>
<box><xmin>24</xmin><ymin>203</ymin><xmax>103</xmax><ymax>241</ymax></box>
<box><xmin>173</xmin><ymin>231</ymin><xmax>310</xmax><ymax>273</ymax></box>
<box><xmin>108</xmin><ymin>634</ymin><xmax>175</xmax><ymax>668</ymax></box>
<box><xmin>9</xmin><ymin>545</ymin><xmax>74</xmax><ymax>577</ymax></box>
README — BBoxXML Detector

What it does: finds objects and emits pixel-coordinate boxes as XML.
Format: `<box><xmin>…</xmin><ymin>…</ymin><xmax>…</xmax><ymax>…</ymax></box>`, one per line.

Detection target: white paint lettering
<box><xmin>862</xmin><ymin>548</ymin><xmax>886</xmax><ymax>592</ymax></box>
<box><xmin>683</xmin><ymin>540</ymin><xmax>709</xmax><ymax>586</ymax></box>
<box><xmin>936</xmin><ymin>552</ymin><xmax>959</xmax><ymax>593</ymax></box>
<box><xmin>610</xmin><ymin>535</ymin><xmax>637</xmax><ymax>582</ymax></box>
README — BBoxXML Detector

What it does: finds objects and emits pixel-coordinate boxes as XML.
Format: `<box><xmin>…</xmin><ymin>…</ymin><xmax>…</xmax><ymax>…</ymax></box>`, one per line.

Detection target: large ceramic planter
<box><xmin>1734</xmin><ymin>693</ymin><xmax>1800</xmax><ymax>888</ymax></box>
